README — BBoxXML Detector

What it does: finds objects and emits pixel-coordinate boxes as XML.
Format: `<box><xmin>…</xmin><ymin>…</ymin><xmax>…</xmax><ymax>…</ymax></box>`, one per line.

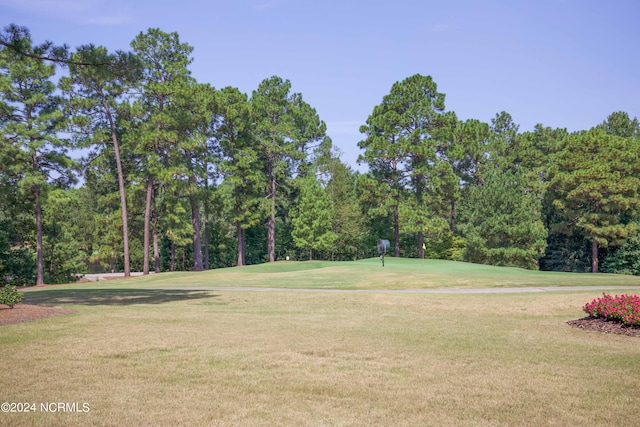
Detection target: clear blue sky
<box><xmin>2</xmin><ymin>0</ymin><xmax>639</xmax><ymax>171</ymax></box>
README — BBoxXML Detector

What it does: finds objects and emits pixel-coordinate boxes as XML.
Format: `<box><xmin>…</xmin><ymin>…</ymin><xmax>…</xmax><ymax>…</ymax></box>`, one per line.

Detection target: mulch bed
<box><xmin>567</xmin><ymin>317</ymin><xmax>640</xmax><ymax>337</ymax></box>
<box><xmin>0</xmin><ymin>304</ymin><xmax>75</xmax><ymax>326</ymax></box>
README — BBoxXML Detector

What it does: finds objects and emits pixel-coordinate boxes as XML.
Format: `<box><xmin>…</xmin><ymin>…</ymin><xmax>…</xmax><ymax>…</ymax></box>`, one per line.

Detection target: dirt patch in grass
<box><xmin>0</xmin><ymin>303</ymin><xmax>74</xmax><ymax>326</ymax></box>
<box><xmin>567</xmin><ymin>317</ymin><xmax>640</xmax><ymax>337</ymax></box>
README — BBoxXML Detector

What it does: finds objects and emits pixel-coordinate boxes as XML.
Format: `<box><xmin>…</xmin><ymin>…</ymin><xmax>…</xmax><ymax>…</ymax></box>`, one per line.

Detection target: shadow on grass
<box><xmin>22</xmin><ymin>288</ymin><xmax>219</xmax><ymax>306</ymax></box>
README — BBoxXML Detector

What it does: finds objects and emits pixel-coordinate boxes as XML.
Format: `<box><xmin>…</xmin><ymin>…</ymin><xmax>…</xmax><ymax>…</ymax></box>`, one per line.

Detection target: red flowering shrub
<box><xmin>583</xmin><ymin>293</ymin><xmax>640</xmax><ymax>327</ymax></box>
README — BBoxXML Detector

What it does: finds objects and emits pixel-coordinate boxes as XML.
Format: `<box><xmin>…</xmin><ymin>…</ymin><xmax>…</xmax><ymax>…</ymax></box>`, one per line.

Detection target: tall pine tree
<box><xmin>291</xmin><ymin>176</ymin><xmax>337</xmax><ymax>260</ymax></box>
<box><xmin>0</xmin><ymin>35</ymin><xmax>77</xmax><ymax>284</ymax></box>
<box><xmin>60</xmin><ymin>45</ymin><xmax>140</xmax><ymax>277</ymax></box>
<box><xmin>459</xmin><ymin>168</ymin><xmax>547</xmax><ymax>269</ymax></box>
<box><xmin>550</xmin><ymin>128</ymin><xmax>640</xmax><ymax>272</ymax></box>
<box><xmin>215</xmin><ymin>86</ymin><xmax>265</xmax><ymax>266</ymax></box>
<box><xmin>251</xmin><ymin>76</ymin><xmax>326</xmax><ymax>262</ymax></box>
<box><xmin>359</xmin><ymin>74</ymin><xmax>446</xmax><ymax>257</ymax></box>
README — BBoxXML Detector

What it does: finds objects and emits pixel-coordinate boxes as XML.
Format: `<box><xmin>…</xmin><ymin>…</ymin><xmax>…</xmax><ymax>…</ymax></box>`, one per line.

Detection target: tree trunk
<box><xmin>393</xmin><ymin>205</ymin><xmax>400</xmax><ymax>257</ymax></box>
<box><xmin>309</xmin><ymin>247</ymin><xmax>313</xmax><ymax>260</ymax></box>
<box><xmin>237</xmin><ymin>222</ymin><xmax>246</xmax><ymax>266</ymax></box>
<box><xmin>204</xmin><ymin>198</ymin><xmax>210</xmax><ymax>271</ymax></box>
<box><xmin>415</xmin><ymin>174</ymin><xmax>425</xmax><ymax>260</ymax></box>
<box><xmin>203</xmin><ymin>174</ymin><xmax>210</xmax><ymax>270</ymax></box>
<box><xmin>592</xmin><ymin>240</ymin><xmax>599</xmax><ymax>273</ymax></box>
<box><xmin>170</xmin><ymin>241</ymin><xmax>175</xmax><ymax>272</ymax></box>
<box><xmin>143</xmin><ymin>177</ymin><xmax>153</xmax><ymax>275</ymax></box>
<box><xmin>34</xmin><ymin>184</ymin><xmax>44</xmax><ymax>285</ymax></box>
<box><xmin>191</xmin><ymin>194</ymin><xmax>203</xmax><ymax>271</ymax></box>
<box><xmin>268</xmin><ymin>172</ymin><xmax>276</xmax><ymax>262</ymax></box>
<box><xmin>186</xmin><ymin>152</ymin><xmax>203</xmax><ymax>271</ymax></box>
<box><xmin>450</xmin><ymin>199</ymin><xmax>456</xmax><ymax>232</ymax></box>
<box><xmin>153</xmin><ymin>224</ymin><xmax>160</xmax><ymax>273</ymax></box>
<box><xmin>103</xmin><ymin>96</ymin><xmax>130</xmax><ymax>277</ymax></box>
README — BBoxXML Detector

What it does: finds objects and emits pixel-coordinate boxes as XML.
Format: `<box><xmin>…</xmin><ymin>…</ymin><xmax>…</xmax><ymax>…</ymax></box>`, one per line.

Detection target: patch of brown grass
<box><xmin>2</xmin><ymin>291</ymin><xmax>640</xmax><ymax>426</ymax></box>
<box><xmin>0</xmin><ymin>304</ymin><xmax>74</xmax><ymax>326</ymax></box>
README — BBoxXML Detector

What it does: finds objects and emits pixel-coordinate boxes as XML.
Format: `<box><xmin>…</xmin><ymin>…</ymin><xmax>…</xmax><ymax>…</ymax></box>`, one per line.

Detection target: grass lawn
<box><xmin>56</xmin><ymin>257</ymin><xmax>640</xmax><ymax>291</ymax></box>
<box><xmin>2</xmin><ymin>259</ymin><xmax>640</xmax><ymax>426</ymax></box>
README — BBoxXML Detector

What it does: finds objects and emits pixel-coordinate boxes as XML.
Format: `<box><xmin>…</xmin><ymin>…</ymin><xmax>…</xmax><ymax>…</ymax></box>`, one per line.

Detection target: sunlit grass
<box><xmin>53</xmin><ymin>258</ymin><xmax>640</xmax><ymax>291</ymax></box>
<box><xmin>2</xmin><ymin>260</ymin><xmax>640</xmax><ymax>425</ymax></box>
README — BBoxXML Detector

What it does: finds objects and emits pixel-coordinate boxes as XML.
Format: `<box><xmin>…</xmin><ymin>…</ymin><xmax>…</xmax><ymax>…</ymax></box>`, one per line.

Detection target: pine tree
<box><xmin>291</xmin><ymin>176</ymin><xmax>337</xmax><ymax>260</ymax></box>
<box><xmin>251</xmin><ymin>76</ymin><xmax>326</xmax><ymax>262</ymax></box>
<box><xmin>130</xmin><ymin>28</ymin><xmax>195</xmax><ymax>274</ymax></box>
<box><xmin>550</xmin><ymin>128</ymin><xmax>640</xmax><ymax>272</ymax></box>
<box><xmin>0</xmin><ymin>36</ymin><xmax>77</xmax><ymax>284</ymax></box>
<box><xmin>601</xmin><ymin>232</ymin><xmax>640</xmax><ymax>275</ymax></box>
<box><xmin>322</xmin><ymin>153</ymin><xmax>365</xmax><ymax>260</ymax></box>
<box><xmin>597</xmin><ymin>111</ymin><xmax>640</xmax><ymax>139</ymax></box>
<box><xmin>42</xmin><ymin>189</ymin><xmax>87</xmax><ymax>283</ymax></box>
<box><xmin>174</xmin><ymin>81</ymin><xmax>215</xmax><ymax>271</ymax></box>
<box><xmin>459</xmin><ymin>168</ymin><xmax>547</xmax><ymax>269</ymax></box>
<box><xmin>59</xmin><ymin>45</ymin><xmax>140</xmax><ymax>277</ymax></box>
<box><xmin>215</xmin><ymin>86</ymin><xmax>266</xmax><ymax>266</ymax></box>
<box><xmin>436</xmin><ymin>115</ymin><xmax>491</xmax><ymax>231</ymax></box>
<box><xmin>358</xmin><ymin>74</ymin><xmax>446</xmax><ymax>257</ymax></box>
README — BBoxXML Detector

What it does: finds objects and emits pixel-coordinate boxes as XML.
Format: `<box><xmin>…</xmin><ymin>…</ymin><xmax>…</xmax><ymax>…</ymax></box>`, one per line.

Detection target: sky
<box><xmin>1</xmin><ymin>0</ymin><xmax>639</xmax><ymax>171</ymax></box>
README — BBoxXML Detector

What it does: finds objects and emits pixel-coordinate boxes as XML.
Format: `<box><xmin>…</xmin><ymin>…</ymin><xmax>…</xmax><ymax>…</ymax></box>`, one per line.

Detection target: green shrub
<box><xmin>601</xmin><ymin>232</ymin><xmax>640</xmax><ymax>275</ymax></box>
<box><xmin>1</xmin><ymin>246</ymin><xmax>37</xmax><ymax>286</ymax></box>
<box><xmin>0</xmin><ymin>285</ymin><xmax>24</xmax><ymax>308</ymax></box>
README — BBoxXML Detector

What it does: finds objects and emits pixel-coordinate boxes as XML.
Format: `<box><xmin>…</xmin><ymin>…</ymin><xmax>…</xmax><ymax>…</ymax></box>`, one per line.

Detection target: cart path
<box><xmin>147</xmin><ymin>285</ymin><xmax>640</xmax><ymax>294</ymax></box>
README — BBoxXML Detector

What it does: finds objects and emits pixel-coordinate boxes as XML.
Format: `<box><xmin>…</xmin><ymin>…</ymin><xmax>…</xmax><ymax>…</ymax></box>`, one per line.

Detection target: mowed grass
<box><xmin>2</xmin><ymin>260</ymin><xmax>640</xmax><ymax>426</ymax></box>
<box><xmin>53</xmin><ymin>257</ymin><xmax>640</xmax><ymax>291</ymax></box>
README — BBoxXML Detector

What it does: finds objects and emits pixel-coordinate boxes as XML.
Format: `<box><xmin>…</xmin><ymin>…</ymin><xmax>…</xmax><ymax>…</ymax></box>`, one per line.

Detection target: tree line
<box><xmin>2</xmin><ymin>24</ymin><xmax>639</xmax><ymax>285</ymax></box>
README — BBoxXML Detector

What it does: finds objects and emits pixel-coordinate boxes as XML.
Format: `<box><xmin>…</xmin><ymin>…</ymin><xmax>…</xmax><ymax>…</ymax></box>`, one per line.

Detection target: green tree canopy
<box><xmin>215</xmin><ymin>86</ymin><xmax>266</xmax><ymax>266</ymax></box>
<box><xmin>291</xmin><ymin>176</ymin><xmax>337</xmax><ymax>260</ymax></box>
<box><xmin>0</xmin><ymin>34</ymin><xmax>77</xmax><ymax>284</ymax></box>
<box><xmin>459</xmin><ymin>168</ymin><xmax>547</xmax><ymax>269</ymax></box>
<box><xmin>130</xmin><ymin>27</ymin><xmax>196</xmax><ymax>273</ymax></box>
<box><xmin>358</xmin><ymin>74</ymin><xmax>446</xmax><ymax>257</ymax></box>
<box><xmin>550</xmin><ymin>128</ymin><xmax>640</xmax><ymax>272</ymax></box>
<box><xmin>59</xmin><ymin>44</ymin><xmax>141</xmax><ymax>277</ymax></box>
<box><xmin>251</xmin><ymin>76</ymin><xmax>327</xmax><ymax>262</ymax></box>
<box><xmin>597</xmin><ymin>111</ymin><xmax>640</xmax><ymax>139</ymax></box>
